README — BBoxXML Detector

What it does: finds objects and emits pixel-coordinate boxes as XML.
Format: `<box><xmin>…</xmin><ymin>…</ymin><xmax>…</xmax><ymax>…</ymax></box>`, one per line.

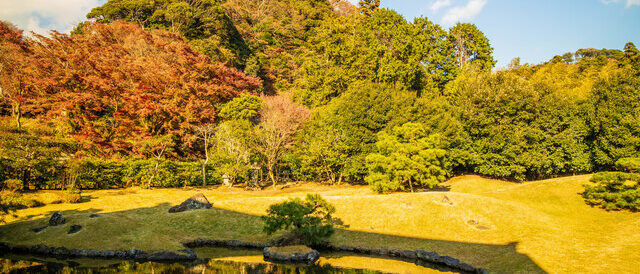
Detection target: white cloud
<box><xmin>442</xmin><ymin>0</ymin><xmax>487</xmax><ymax>26</ymax></box>
<box><xmin>0</xmin><ymin>0</ymin><xmax>104</xmax><ymax>35</ymax></box>
<box><xmin>430</xmin><ymin>0</ymin><xmax>453</xmax><ymax>12</ymax></box>
<box><xmin>601</xmin><ymin>0</ymin><xmax>640</xmax><ymax>7</ymax></box>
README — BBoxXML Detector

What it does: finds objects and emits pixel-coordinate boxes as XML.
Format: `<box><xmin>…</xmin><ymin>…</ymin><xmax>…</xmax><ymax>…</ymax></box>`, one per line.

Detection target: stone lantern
<box><xmin>222</xmin><ymin>174</ymin><xmax>231</xmax><ymax>187</ymax></box>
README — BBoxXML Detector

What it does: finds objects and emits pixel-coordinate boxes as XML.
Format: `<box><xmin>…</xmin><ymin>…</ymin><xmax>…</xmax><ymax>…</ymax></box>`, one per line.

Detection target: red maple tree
<box><xmin>26</xmin><ymin>21</ymin><xmax>261</xmax><ymax>155</ymax></box>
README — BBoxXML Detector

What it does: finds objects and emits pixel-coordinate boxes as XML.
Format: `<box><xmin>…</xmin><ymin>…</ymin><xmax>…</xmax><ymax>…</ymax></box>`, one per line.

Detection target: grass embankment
<box><xmin>267</xmin><ymin>245</ymin><xmax>314</xmax><ymax>255</ymax></box>
<box><xmin>1</xmin><ymin>175</ymin><xmax>639</xmax><ymax>273</ymax></box>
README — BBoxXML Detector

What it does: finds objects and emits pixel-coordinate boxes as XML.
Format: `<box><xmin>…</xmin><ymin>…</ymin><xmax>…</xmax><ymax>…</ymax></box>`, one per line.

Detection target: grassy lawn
<box><xmin>1</xmin><ymin>175</ymin><xmax>638</xmax><ymax>273</ymax></box>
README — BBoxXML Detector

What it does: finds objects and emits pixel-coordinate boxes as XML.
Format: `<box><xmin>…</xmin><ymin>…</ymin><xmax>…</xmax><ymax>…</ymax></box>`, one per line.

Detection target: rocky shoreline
<box><xmin>0</xmin><ymin>238</ymin><xmax>487</xmax><ymax>273</ymax></box>
<box><xmin>183</xmin><ymin>238</ymin><xmax>488</xmax><ymax>273</ymax></box>
<box><xmin>0</xmin><ymin>242</ymin><xmax>196</xmax><ymax>262</ymax></box>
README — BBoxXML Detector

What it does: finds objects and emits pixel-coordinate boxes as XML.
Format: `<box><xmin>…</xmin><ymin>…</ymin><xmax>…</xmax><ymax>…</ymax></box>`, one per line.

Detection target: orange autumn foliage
<box><xmin>25</xmin><ymin>21</ymin><xmax>261</xmax><ymax>154</ymax></box>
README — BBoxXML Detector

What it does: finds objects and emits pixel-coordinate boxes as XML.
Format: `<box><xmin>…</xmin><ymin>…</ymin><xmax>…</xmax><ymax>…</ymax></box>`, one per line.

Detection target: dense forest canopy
<box><xmin>1</xmin><ymin>0</ymin><xmax>639</xmax><ymax>193</ymax></box>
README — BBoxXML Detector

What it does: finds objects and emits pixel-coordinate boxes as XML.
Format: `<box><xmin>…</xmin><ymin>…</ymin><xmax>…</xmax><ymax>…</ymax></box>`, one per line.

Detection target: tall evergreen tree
<box><xmin>449</xmin><ymin>23</ymin><xmax>496</xmax><ymax>71</ymax></box>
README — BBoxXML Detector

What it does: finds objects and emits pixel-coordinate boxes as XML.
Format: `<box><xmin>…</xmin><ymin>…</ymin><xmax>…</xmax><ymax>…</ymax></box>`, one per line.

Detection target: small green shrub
<box><xmin>615</xmin><ymin>158</ymin><xmax>640</xmax><ymax>173</ymax></box>
<box><xmin>57</xmin><ymin>186</ymin><xmax>83</xmax><ymax>203</ymax></box>
<box><xmin>583</xmin><ymin>172</ymin><xmax>640</xmax><ymax>211</ymax></box>
<box><xmin>0</xmin><ymin>192</ymin><xmax>44</xmax><ymax>210</ymax></box>
<box><xmin>262</xmin><ymin>194</ymin><xmax>337</xmax><ymax>245</ymax></box>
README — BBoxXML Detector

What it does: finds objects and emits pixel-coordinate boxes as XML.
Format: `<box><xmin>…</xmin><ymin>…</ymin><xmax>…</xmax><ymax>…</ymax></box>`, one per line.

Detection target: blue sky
<box><xmin>1</xmin><ymin>0</ymin><xmax>638</xmax><ymax>68</ymax></box>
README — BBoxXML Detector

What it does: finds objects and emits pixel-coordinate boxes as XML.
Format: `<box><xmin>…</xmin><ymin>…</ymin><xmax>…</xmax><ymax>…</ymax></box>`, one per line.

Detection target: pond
<box><xmin>0</xmin><ymin>247</ymin><xmax>462</xmax><ymax>273</ymax></box>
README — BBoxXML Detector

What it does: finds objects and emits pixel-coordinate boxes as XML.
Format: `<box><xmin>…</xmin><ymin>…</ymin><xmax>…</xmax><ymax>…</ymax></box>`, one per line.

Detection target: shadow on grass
<box><xmin>0</xmin><ymin>202</ymin><xmax>546</xmax><ymax>273</ymax></box>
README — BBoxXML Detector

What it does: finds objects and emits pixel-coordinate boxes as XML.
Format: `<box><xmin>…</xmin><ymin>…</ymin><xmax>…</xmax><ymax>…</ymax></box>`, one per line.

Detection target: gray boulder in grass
<box><xmin>49</xmin><ymin>212</ymin><xmax>66</xmax><ymax>226</ymax></box>
<box><xmin>168</xmin><ymin>193</ymin><xmax>212</xmax><ymax>213</ymax></box>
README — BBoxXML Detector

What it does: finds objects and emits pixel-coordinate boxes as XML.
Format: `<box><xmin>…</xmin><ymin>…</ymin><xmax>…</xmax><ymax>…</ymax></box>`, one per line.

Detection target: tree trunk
<box><xmin>268</xmin><ymin>168</ymin><xmax>277</xmax><ymax>189</ymax></box>
<box><xmin>408</xmin><ymin>178</ymin><xmax>414</xmax><ymax>193</ymax></box>
<box><xmin>202</xmin><ymin>137</ymin><xmax>208</xmax><ymax>188</ymax></box>
<box><xmin>201</xmin><ymin>159</ymin><xmax>208</xmax><ymax>187</ymax></box>
<box><xmin>12</xmin><ymin>102</ymin><xmax>22</xmax><ymax>129</ymax></box>
<box><xmin>325</xmin><ymin>166</ymin><xmax>335</xmax><ymax>185</ymax></box>
<box><xmin>16</xmin><ymin>102</ymin><xmax>21</xmax><ymax>129</ymax></box>
<box><xmin>148</xmin><ymin>160</ymin><xmax>159</xmax><ymax>188</ymax></box>
<box><xmin>22</xmin><ymin>169</ymin><xmax>29</xmax><ymax>191</ymax></box>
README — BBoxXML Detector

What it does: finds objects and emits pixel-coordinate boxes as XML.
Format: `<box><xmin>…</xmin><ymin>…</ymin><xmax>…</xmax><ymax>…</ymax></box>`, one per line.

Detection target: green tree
<box><xmin>448</xmin><ymin>23</ymin><xmax>496</xmax><ymax>71</ymax></box>
<box><xmin>588</xmin><ymin>70</ymin><xmax>640</xmax><ymax>168</ymax></box>
<box><xmin>139</xmin><ymin>135</ymin><xmax>176</xmax><ymax>187</ymax></box>
<box><xmin>305</xmin><ymin>82</ymin><xmax>414</xmax><ymax>181</ymax></box>
<box><xmin>366</xmin><ymin>122</ymin><xmax>449</xmax><ymax>193</ymax></box>
<box><xmin>623</xmin><ymin>42</ymin><xmax>639</xmax><ymax>67</ymax></box>
<box><xmin>412</xmin><ymin>16</ymin><xmax>458</xmax><ymax>90</ymax></box>
<box><xmin>86</xmin><ymin>0</ymin><xmax>158</xmax><ymax>28</ymax></box>
<box><xmin>218</xmin><ymin>93</ymin><xmax>263</xmax><ymax>122</ymax></box>
<box><xmin>294</xmin><ymin>10</ymin><xmax>458</xmax><ymax>106</ymax></box>
<box><xmin>262</xmin><ymin>194</ymin><xmax>337</xmax><ymax>245</ymax></box>
<box><xmin>624</xmin><ymin>42</ymin><xmax>639</xmax><ymax>56</ymax></box>
<box><xmin>211</xmin><ymin>119</ymin><xmax>255</xmax><ymax>185</ymax></box>
<box><xmin>0</xmin><ymin>124</ymin><xmax>76</xmax><ymax>190</ymax></box>
<box><xmin>294</xmin><ymin>114</ymin><xmax>350</xmax><ymax>184</ymax></box>
<box><xmin>448</xmin><ymin>69</ymin><xmax>592</xmax><ymax>180</ymax></box>
<box><xmin>615</xmin><ymin>158</ymin><xmax>640</xmax><ymax>173</ymax></box>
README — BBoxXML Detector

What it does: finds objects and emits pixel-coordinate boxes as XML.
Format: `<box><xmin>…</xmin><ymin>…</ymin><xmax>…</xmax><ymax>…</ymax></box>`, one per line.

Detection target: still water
<box><xmin>0</xmin><ymin>247</ymin><xmax>460</xmax><ymax>273</ymax></box>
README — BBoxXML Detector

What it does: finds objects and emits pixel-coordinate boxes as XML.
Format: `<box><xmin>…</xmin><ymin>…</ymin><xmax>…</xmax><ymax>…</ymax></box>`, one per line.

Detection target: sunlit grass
<box><xmin>1</xmin><ymin>176</ymin><xmax>639</xmax><ymax>273</ymax></box>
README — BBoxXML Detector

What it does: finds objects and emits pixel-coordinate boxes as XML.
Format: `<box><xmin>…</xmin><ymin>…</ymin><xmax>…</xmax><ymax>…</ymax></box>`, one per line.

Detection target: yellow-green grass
<box><xmin>1</xmin><ymin>175</ymin><xmax>638</xmax><ymax>273</ymax></box>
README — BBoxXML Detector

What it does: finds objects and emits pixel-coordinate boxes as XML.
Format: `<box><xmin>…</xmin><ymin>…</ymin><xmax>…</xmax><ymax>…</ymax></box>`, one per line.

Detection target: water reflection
<box><xmin>196</xmin><ymin>247</ymin><xmax>456</xmax><ymax>274</ymax></box>
<box><xmin>0</xmin><ymin>247</ymin><xmax>458</xmax><ymax>273</ymax></box>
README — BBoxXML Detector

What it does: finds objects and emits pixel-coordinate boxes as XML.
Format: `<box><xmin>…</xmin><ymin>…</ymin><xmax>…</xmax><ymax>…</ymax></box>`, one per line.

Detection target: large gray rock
<box><xmin>168</xmin><ymin>194</ymin><xmax>212</xmax><ymax>213</ymax></box>
<box><xmin>178</xmin><ymin>248</ymin><xmax>197</xmax><ymax>260</ymax></box>
<box><xmin>48</xmin><ymin>212</ymin><xmax>66</xmax><ymax>226</ymax></box>
<box><xmin>400</xmin><ymin>249</ymin><xmax>417</xmax><ymax>259</ymax></box>
<box><xmin>438</xmin><ymin>255</ymin><xmax>461</xmax><ymax>268</ymax></box>
<box><xmin>70</xmin><ymin>249</ymin><xmax>87</xmax><ymax>257</ymax></box>
<box><xmin>416</xmin><ymin>250</ymin><xmax>441</xmax><ymax>262</ymax></box>
<box><xmin>115</xmin><ymin>250</ymin><xmax>128</xmax><ymax>258</ymax></box>
<box><xmin>130</xmin><ymin>248</ymin><xmax>149</xmax><ymax>260</ymax></box>
<box><xmin>99</xmin><ymin>250</ymin><xmax>115</xmax><ymax>258</ymax></box>
<box><xmin>263</xmin><ymin>246</ymin><xmax>320</xmax><ymax>264</ymax></box>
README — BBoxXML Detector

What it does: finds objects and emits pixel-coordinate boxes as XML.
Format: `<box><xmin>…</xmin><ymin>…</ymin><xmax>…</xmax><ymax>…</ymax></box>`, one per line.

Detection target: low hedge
<box><xmin>76</xmin><ymin>159</ymin><xmax>220</xmax><ymax>189</ymax></box>
<box><xmin>1</xmin><ymin>158</ymin><xmax>222</xmax><ymax>190</ymax></box>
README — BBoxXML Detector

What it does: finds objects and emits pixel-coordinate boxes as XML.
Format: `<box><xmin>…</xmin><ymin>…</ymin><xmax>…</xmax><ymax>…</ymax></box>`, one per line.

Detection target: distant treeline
<box><xmin>1</xmin><ymin>0</ymin><xmax>639</xmax><ymax>192</ymax></box>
